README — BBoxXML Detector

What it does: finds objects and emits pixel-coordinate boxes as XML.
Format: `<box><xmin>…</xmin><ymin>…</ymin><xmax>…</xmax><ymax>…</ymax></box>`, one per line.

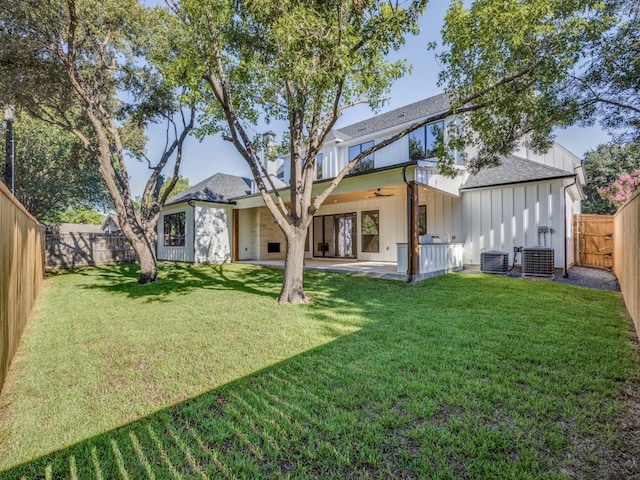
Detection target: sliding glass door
<box><xmin>313</xmin><ymin>213</ymin><xmax>357</xmax><ymax>258</ymax></box>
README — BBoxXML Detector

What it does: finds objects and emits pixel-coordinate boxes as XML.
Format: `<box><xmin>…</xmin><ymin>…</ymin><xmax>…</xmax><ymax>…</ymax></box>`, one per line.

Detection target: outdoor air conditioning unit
<box><xmin>480</xmin><ymin>250</ymin><xmax>509</xmax><ymax>274</ymax></box>
<box><xmin>521</xmin><ymin>247</ymin><xmax>555</xmax><ymax>278</ymax></box>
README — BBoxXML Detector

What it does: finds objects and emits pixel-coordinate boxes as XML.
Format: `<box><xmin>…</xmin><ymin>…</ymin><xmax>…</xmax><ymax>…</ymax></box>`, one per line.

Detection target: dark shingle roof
<box><xmin>461</xmin><ymin>156</ymin><xmax>574</xmax><ymax>190</ymax></box>
<box><xmin>165</xmin><ymin>173</ymin><xmax>252</xmax><ymax>205</ymax></box>
<box><xmin>335</xmin><ymin>93</ymin><xmax>451</xmax><ymax>140</ymax></box>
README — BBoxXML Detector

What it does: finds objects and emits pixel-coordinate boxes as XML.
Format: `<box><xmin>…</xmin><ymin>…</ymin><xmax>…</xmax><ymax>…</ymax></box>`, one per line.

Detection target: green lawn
<box><xmin>0</xmin><ymin>263</ymin><xmax>637</xmax><ymax>479</ymax></box>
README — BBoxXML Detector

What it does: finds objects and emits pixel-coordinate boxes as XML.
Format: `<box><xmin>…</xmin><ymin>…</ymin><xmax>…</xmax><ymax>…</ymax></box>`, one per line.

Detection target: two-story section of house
<box><xmin>158</xmin><ymin>92</ymin><xmax>585</xmax><ymax>279</ymax></box>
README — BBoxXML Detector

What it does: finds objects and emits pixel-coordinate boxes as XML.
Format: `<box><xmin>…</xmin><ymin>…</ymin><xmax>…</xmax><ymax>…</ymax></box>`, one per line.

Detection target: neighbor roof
<box><xmin>461</xmin><ymin>156</ymin><xmax>575</xmax><ymax>190</ymax></box>
<box><xmin>335</xmin><ymin>93</ymin><xmax>451</xmax><ymax>140</ymax></box>
<box><xmin>165</xmin><ymin>173</ymin><xmax>252</xmax><ymax>205</ymax></box>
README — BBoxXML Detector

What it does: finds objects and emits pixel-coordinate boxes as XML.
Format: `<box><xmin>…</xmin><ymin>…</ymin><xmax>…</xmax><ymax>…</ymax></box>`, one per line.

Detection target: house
<box><xmin>101</xmin><ymin>214</ymin><xmax>121</xmax><ymax>233</ymax></box>
<box><xmin>157</xmin><ymin>93</ymin><xmax>585</xmax><ymax>278</ymax></box>
<box><xmin>157</xmin><ymin>173</ymin><xmax>252</xmax><ymax>264</ymax></box>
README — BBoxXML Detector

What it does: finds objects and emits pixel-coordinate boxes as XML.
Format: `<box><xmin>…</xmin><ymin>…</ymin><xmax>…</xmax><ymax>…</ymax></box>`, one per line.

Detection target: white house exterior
<box><xmin>158</xmin><ymin>93</ymin><xmax>585</xmax><ymax>278</ymax></box>
<box><xmin>157</xmin><ymin>173</ymin><xmax>251</xmax><ymax>264</ymax></box>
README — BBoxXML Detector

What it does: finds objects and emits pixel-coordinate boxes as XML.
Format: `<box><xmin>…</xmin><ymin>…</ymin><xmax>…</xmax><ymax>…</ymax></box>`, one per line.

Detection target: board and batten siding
<box><xmin>286</xmin><ymin>117</ymin><xmax>464</xmax><ymax>183</ymax></box>
<box><xmin>514</xmin><ymin>142</ymin><xmax>580</xmax><ymax>174</ymax></box>
<box><xmin>421</xmin><ymin>190</ymin><xmax>463</xmax><ymax>242</ymax></box>
<box><xmin>157</xmin><ymin>204</ymin><xmax>194</xmax><ymax>262</ymax></box>
<box><xmin>461</xmin><ymin>179</ymin><xmax>577</xmax><ymax>268</ymax></box>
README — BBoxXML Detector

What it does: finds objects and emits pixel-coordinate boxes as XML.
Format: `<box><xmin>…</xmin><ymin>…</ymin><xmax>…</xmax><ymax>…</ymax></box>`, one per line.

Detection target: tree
<box><xmin>165</xmin><ymin>0</ymin><xmax>428</xmax><ymax>303</ymax></box>
<box><xmin>134</xmin><ymin>176</ymin><xmax>190</xmax><ymax>214</ymax></box>
<box><xmin>0</xmin><ymin>0</ymin><xmax>194</xmax><ymax>283</ymax></box>
<box><xmin>598</xmin><ymin>168</ymin><xmax>640</xmax><ymax>209</ymax></box>
<box><xmin>56</xmin><ymin>206</ymin><xmax>105</xmax><ymax>225</ymax></box>
<box><xmin>436</xmin><ymin>0</ymin><xmax>640</xmax><ymax>172</ymax></box>
<box><xmin>1</xmin><ymin>111</ymin><xmax>111</xmax><ymax>221</ymax></box>
<box><xmin>577</xmin><ymin>0</ymin><xmax>639</xmax><ymax>142</ymax></box>
<box><xmin>582</xmin><ymin>142</ymin><xmax>640</xmax><ymax>214</ymax></box>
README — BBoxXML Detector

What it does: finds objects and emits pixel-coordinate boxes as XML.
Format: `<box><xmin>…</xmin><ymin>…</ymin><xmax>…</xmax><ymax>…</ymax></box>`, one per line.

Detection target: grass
<box><xmin>0</xmin><ymin>263</ymin><xmax>637</xmax><ymax>479</ymax></box>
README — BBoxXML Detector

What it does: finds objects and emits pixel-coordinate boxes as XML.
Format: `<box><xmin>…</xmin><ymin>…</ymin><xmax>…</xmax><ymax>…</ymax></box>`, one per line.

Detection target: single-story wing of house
<box><xmin>157</xmin><ymin>93</ymin><xmax>585</xmax><ymax>279</ymax></box>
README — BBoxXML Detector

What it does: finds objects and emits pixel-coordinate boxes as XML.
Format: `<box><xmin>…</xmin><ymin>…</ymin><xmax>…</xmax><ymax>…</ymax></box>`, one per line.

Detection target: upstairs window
<box><xmin>316</xmin><ymin>153</ymin><xmax>324</xmax><ymax>180</ymax></box>
<box><xmin>164</xmin><ymin>212</ymin><xmax>185</xmax><ymax>246</ymax></box>
<box><xmin>348</xmin><ymin>140</ymin><xmax>374</xmax><ymax>174</ymax></box>
<box><xmin>409</xmin><ymin>121</ymin><xmax>444</xmax><ymax>160</ymax></box>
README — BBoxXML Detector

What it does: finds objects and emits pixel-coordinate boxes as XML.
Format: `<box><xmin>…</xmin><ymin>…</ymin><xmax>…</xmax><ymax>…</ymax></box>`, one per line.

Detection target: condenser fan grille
<box><xmin>521</xmin><ymin>247</ymin><xmax>555</xmax><ymax>278</ymax></box>
<box><xmin>480</xmin><ymin>251</ymin><xmax>509</xmax><ymax>274</ymax></box>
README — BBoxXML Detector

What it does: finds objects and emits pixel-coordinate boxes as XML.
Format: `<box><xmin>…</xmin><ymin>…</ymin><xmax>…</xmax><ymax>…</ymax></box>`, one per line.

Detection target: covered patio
<box><xmin>240</xmin><ymin>258</ymin><xmax>408</xmax><ymax>281</ymax></box>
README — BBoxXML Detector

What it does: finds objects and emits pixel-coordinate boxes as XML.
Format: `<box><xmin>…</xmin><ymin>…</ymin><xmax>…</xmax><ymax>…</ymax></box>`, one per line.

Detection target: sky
<box><xmin>126</xmin><ymin>2</ymin><xmax>612</xmax><ymax>196</ymax></box>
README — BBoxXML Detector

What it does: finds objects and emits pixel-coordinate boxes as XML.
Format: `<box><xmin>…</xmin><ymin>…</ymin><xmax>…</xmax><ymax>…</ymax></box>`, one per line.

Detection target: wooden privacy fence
<box><xmin>614</xmin><ymin>190</ymin><xmax>640</xmax><ymax>338</ymax></box>
<box><xmin>573</xmin><ymin>214</ymin><xmax>614</xmax><ymax>270</ymax></box>
<box><xmin>0</xmin><ymin>182</ymin><xmax>44</xmax><ymax>393</ymax></box>
<box><xmin>45</xmin><ymin>232</ymin><xmax>136</xmax><ymax>270</ymax></box>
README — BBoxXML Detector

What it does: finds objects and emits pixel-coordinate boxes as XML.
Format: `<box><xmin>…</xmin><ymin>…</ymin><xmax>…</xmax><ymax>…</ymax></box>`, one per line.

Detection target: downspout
<box><xmin>403</xmin><ymin>165</ymin><xmax>413</xmax><ymax>283</ymax></box>
<box><xmin>188</xmin><ymin>200</ymin><xmax>196</xmax><ymax>264</ymax></box>
<box><xmin>562</xmin><ymin>170</ymin><xmax>578</xmax><ymax>278</ymax></box>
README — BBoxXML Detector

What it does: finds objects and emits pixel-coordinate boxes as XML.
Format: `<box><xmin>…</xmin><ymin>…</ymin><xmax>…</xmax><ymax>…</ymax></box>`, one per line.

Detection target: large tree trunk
<box><xmin>129</xmin><ymin>233</ymin><xmax>158</xmax><ymax>284</ymax></box>
<box><xmin>277</xmin><ymin>229</ymin><xmax>309</xmax><ymax>304</ymax></box>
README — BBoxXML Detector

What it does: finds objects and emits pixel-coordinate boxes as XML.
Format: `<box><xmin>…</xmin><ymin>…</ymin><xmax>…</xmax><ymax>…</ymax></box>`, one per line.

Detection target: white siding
<box><xmin>157</xmin><ymin>204</ymin><xmax>194</xmax><ymax>263</ymax></box>
<box><xmin>461</xmin><ymin>179</ymin><xmax>571</xmax><ymax>268</ymax></box>
<box><xmin>311</xmin><ymin>190</ymin><xmax>462</xmax><ymax>262</ymax></box>
<box><xmin>315</xmin><ymin>196</ymin><xmax>405</xmax><ymax>262</ymax></box>
<box><xmin>302</xmin><ymin>116</ymin><xmax>465</xmax><ymax>183</ymax></box>
<box><xmin>514</xmin><ymin>141</ymin><xmax>581</xmax><ymax>173</ymax></box>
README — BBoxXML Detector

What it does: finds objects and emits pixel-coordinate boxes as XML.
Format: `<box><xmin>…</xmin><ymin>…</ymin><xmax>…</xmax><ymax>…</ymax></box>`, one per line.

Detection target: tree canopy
<box><xmin>0</xmin><ymin>0</ymin><xmax>195</xmax><ymax>283</ymax></box>
<box><xmin>56</xmin><ymin>206</ymin><xmax>105</xmax><ymax>225</ymax></box>
<box><xmin>165</xmin><ymin>0</ymin><xmax>427</xmax><ymax>302</ymax></box>
<box><xmin>438</xmin><ymin>0</ymin><xmax>638</xmax><ymax>171</ymax></box>
<box><xmin>582</xmin><ymin>142</ymin><xmax>640</xmax><ymax>214</ymax></box>
<box><xmin>1</xmin><ymin>111</ymin><xmax>111</xmax><ymax>221</ymax></box>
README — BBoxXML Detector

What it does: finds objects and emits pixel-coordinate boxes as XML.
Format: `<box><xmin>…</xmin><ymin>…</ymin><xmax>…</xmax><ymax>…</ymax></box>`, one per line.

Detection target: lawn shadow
<box><xmin>2</xmin><ymin>272</ymin><xmax>638</xmax><ymax>478</ymax></box>
<box><xmin>77</xmin><ymin>262</ymin><xmax>285</xmax><ymax>302</ymax></box>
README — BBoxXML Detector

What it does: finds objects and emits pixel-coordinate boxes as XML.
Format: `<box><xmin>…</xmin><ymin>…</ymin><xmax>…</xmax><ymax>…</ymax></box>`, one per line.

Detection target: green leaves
<box><xmin>167</xmin><ymin>0</ymin><xmax>426</xmax><ymax>146</ymax></box>
<box><xmin>439</xmin><ymin>0</ymin><xmax>613</xmax><ymax>171</ymax></box>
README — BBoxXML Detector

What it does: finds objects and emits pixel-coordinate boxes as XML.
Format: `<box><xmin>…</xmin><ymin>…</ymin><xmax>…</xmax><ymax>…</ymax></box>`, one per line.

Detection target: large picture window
<box><xmin>164</xmin><ymin>212</ymin><xmax>186</xmax><ymax>246</ymax></box>
<box><xmin>361</xmin><ymin>210</ymin><xmax>379</xmax><ymax>253</ymax></box>
<box><xmin>409</xmin><ymin>121</ymin><xmax>444</xmax><ymax>160</ymax></box>
<box><xmin>348</xmin><ymin>140</ymin><xmax>375</xmax><ymax>174</ymax></box>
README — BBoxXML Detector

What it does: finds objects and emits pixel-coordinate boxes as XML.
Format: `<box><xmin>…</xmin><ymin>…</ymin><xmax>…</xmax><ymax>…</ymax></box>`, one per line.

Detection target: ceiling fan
<box><xmin>369</xmin><ymin>188</ymin><xmax>394</xmax><ymax>198</ymax></box>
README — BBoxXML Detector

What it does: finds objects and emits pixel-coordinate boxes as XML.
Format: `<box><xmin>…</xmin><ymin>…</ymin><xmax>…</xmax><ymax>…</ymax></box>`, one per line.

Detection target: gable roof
<box><xmin>461</xmin><ymin>156</ymin><xmax>575</xmax><ymax>190</ymax></box>
<box><xmin>165</xmin><ymin>173</ymin><xmax>252</xmax><ymax>205</ymax></box>
<box><xmin>335</xmin><ymin>93</ymin><xmax>451</xmax><ymax>140</ymax></box>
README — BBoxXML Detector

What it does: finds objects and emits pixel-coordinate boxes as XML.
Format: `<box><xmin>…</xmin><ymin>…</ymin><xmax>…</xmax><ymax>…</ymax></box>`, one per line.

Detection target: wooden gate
<box><xmin>573</xmin><ymin>214</ymin><xmax>614</xmax><ymax>270</ymax></box>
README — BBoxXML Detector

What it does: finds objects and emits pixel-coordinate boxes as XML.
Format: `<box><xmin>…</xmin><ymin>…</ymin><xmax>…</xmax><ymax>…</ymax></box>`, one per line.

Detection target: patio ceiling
<box><xmin>323</xmin><ymin>183</ymin><xmax>408</xmax><ymax>204</ymax></box>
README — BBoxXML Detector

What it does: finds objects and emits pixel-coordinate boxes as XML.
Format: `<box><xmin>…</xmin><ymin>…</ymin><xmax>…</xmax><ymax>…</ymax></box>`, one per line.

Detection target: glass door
<box><xmin>335</xmin><ymin>213</ymin><xmax>356</xmax><ymax>258</ymax></box>
<box><xmin>313</xmin><ymin>213</ymin><xmax>357</xmax><ymax>258</ymax></box>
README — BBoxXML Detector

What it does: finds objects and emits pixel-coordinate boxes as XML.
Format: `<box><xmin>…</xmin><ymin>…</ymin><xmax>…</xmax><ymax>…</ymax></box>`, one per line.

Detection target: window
<box><xmin>418</xmin><ymin>205</ymin><xmax>427</xmax><ymax>235</ymax></box>
<box><xmin>163</xmin><ymin>212</ymin><xmax>185</xmax><ymax>246</ymax></box>
<box><xmin>348</xmin><ymin>140</ymin><xmax>374</xmax><ymax>174</ymax></box>
<box><xmin>361</xmin><ymin>210</ymin><xmax>379</xmax><ymax>253</ymax></box>
<box><xmin>316</xmin><ymin>153</ymin><xmax>324</xmax><ymax>179</ymax></box>
<box><xmin>408</xmin><ymin>121</ymin><xmax>444</xmax><ymax>160</ymax></box>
